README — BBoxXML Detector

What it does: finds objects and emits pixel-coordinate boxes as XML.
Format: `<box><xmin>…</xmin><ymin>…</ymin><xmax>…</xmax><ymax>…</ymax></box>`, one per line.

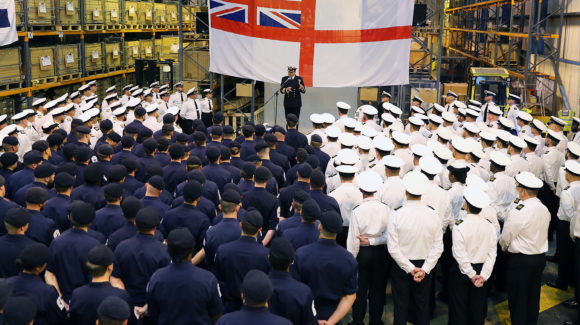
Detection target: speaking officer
<box><xmin>193</xmin><ymin>190</ymin><xmax>242</xmax><ymax>269</ymax></box>
<box><xmin>216</xmin><ymin>270</ymin><xmax>292</xmax><ymax>325</ymax></box>
<box><xmin>268</xmin><ymin>237</ymin><xmax>317</xmax><ymax>325</ymax></box>
<box><xmin>45</xmin><ymin>201</ymin><xmax>101</xmax><ymax>301</ymax></box>
<box><xmin>8</xmin><ymin>243</ymin><xmax>67</xmax><ymax>325</ymax></box>
<box><xmin>347</xmin><ymin>171</ymin><xmax>390</xmax><ymax>325</ymax></box>
<box><xmin>387</xmin><ymin>172</ymin><xmax>444</xmax><ymax>325</ymax></box>
<box><xmin>148</xmin><ymin>228</ymin><xmax>223</xmax><ymax>325</ymax></box>
<box><xmin>293</xmin><ymin>210</ymin><xmax>358</xmax><ymax>324</ymax></box>
<box><xmin>449</xmin><ymin>187</ymin><xmax>497</xmax><ymax>325</ymax></box>
<box><xmin>214</xmin><ymin>210</ymin><xmax>270</xmax><ymax>312</ymax></box>
<box><xmin>499</xmin><ymin>172</ymin><xmax>550</xmax><ymax>325</ymax></box>
<box><xmin>0</xmin><ymin>208</ymin><xmax>35</xmax><ymax>277</ymax></box>
<box><xmin>69</xmin><ymin>245</ymin><xmax>130</xmax><ymax>325</ymax></box>
<box><xmin>111</xmin><ymin>207</ymin><xmax>170</xmax><ymax>314</ymax></box>
<box><xmin>280</xmin><ymin>66</ymin><xmax>306</xmax><ymax>119</ymax></box>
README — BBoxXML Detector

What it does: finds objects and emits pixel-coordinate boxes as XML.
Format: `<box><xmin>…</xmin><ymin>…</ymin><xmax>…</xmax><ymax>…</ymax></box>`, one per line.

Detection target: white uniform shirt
<box><xmin>556</xmin><ymin>131</ymin><xmax>569</xmax><ymax>153</ymax></box>
<box><xmin>143</xmin><ymin>116</ymin><xmax>161</xmax><ymax>132</ymax></box>
<box><xmin>506</xmin><ymin>104</ymin><xmax>520</xmax><ymax>127</ymax></box>
<box><xmin>499</xmin><ymin>197</ymin><xmax>550</xmax><ymax>254</ymax></box>
<box><xmin>542</xmin><ymin>147</ymin><xmax>565</xmax><ymax>191</ymax></box>
<box><xmin>120</xmin><ymin>94</ymin><xmax>131</xmax><ymax>105</ymax></box>
<box><xmin>378</xmin><ymin>176</ymin><xmax>406</xmax><ymax>210</ymax></box>
<box><xmin>487</xmin><ymin>172</ymin><xmax>518</xmax><ymax>222</ymax></box>
<box><xmin>332</xmin><ymin>115</ymin><xmax>348</xmax><ymax>132</ymax></box>
<box><xmin>306</xmin><ymin>129</ymin><xmax>327</xmax><ymax>144</ymax></box>
<box><xmin>387</xmin><ymin>200</ymin><xmax>444</xmax><ymax>273</ymax></box>
<box><xmin>447</xmin><ymin>182</ymin><xmax>466</xmax><ymax>227</ymax></box>
<box><xmin>572</xmin><ymin>132</ymin><xmax>580</xmax><ymax>144</ymax></box>
<box><xmin>169</xmin><ymin>91</ymin><xmax>187</xmax><ymax>109</ymax></box>
<box><xmin>422</xmin><ymin>181</ymin><xmax>452</xmax><ymax>231</ymax></box>
<box><xmin>505</xmin><ymin>154</ymin><xmax>529</xmax><ymax>177</ymax></box>
<box><xmin>556</xmin><ymin>165</ymin><xmax>569</xmax><ymax>197</ymax></box>
<box><xmin>321</xmin><ymin>141</ymin><xmax>340</xmax><ymax>159</ymax></box>
<box><xmin>363</xmin><ymin>120</ymin><xmax>382</xmax><ymax>133</ymax></box>
<box><xmin>329</xmin><ymin>182</ymin><xmax>363</xmax><ymax>227</ymax></box>
<box><xmin>347</xmin><ymin>198</ymin><xmax>391</xmax><ymax>257</ymax></box>
<box><xmin>534</xmin><ymin>134</ymin><xmax>545</xmax><ymax>156</ymax></box>
<box><xmin>179</xmin><ymin>98</ymin><xmax>200</xmax><ymax>120</ymax></box>
<box><xmin>565</xmin><ymin>182</ymin><xmax>580</xmax><ymax>239</ymax></box>
<box><xmin>15</xmin><ymin>126</ymin><xmax>32</xmax><ymax>161</ymax></box>
<box><xmin>525</xmin><ymin>152</ymin><xmax>546</xmax><ymax>181</ymax></box>
<box><xmin>394</xmin><ymin>148</ymin><xmax>414</xmax><ymax>176</ymax></box>
<box><xmin>112</xmin><ymin>119</ymin><xmax>124</xmax><ymax>136</ymax></box>
<box><xmin>452</xmin><ymin>214</ymin><xmax>497</xmax><ymax>280</ymax></box>
<box><xmin>198</xmin><ymin>97</ymin><xmax>213</xmax><ymax>114</ymax></box>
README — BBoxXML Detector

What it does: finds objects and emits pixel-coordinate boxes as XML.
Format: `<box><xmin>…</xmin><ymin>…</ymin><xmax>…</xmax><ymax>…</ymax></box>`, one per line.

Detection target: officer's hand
<box><xmin>356</xmin><ymin>236</ymin><xmax>370</xmax><ymax>245</ymax></box>
<box><xmin>318</xmin><ymin>320</ymin><xmax>328</xmax><ymax>325</ymax></box>
<box><xmin>413</xmin><ymin>269</ymin><xmax>426</xmax><ymax>283</ymax></box>
<box><xmin>286</xmin><ymin>87</ymin><xmax>293</xmax><ymax>93</ymax></box>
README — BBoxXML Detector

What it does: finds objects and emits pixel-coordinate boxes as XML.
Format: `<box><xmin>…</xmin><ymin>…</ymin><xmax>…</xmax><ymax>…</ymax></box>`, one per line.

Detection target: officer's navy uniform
<box><xmin>276</xmin><ymin>141</ymin><xmax>296</xmax><ymax>166</ymax></box>
<box><xmin>42</xmin><ymin>194</ymin><xmax>71</xmax><ymax>232</ymax></box>
<box><xmin>220</xmin><ymin>162</ymin><xmax>241</xmax><ymax>184</ymax></box>
<box><xmin>309</xmin><ymin>190</ymin><xmax>341</xmax><ymax>215</ymax></box>
<box><xmin>203</xmin><ymin>218</ymin><xmax>241</xmax><ymax>270</ymax></box>
<box><xmin>262</xmin><ymin>159</ymin><xmax>286</xmax><ymax>188</ymax></box>
<box><xmin>268</xmin><ymin>269</ymin><xmax>317</xmax><ymax>325</ymax></box>
<box><xmin>240</xmin><ymin>140</ymin><xmax>256</xmax><ymax>161</ymax></box>
<box><xmin>136</xmin><ymin>156</ymin><xmax>162</xmax><ymax>182</ymax></box>
<box><xmin>0</xmin><ymin>198</ymin><xmax>20</xmax><ymax>235</ymax></box>
<box><xmin>280</xmin><ymin>74</ymin><xmax>305</xmax><ymax>119</ymax></box>
<box><xmin>106</xmin><ymin>221</ymin><xmax>164</xmax><ymax>251</ymax></box>
<box><xmin>162</xmin><ymin>161</ymin><xmax>187</xmax><ymax>194</ymax></box>
<box><xmin>190</xmin><ymin>146</ymin><xmax>208</xmax><ymax>166</ymax></box>
<box><xmin>71</xmin><ymin>184</ymin><xmax>105</xmax><ymax>210</ymax></box>
<box><xmin>202</xmin><ymin>163</ymin><xmax>233</xmax><ymax>192</ymax></box>
<box><xmin>283</xmin><ymin>222</ymin><xmax>320</xmax><ymax>250</ymax></box>
<box><xmin>285</xmin><ymin>129</ymin><xmax>308</xmax><ymax>151</ymax></box>
<box><xmin>293</xmin><ymin>238</ymin><xmax>358</xmax><ymax>321</ymax></box>
<box><xmin>8</xmin><ymin>272</ymin><xmax>66</xmax><ymax>325</ymax></box>
<box><xmin>123</xmin><ymin>175</ymin><xmax>144</xmax><ymax>194</ymax></box>
<box><xmin>111</xmin><ymin>149</ymin><xmax>137</xmax><ymax>165</ymax></box>
<box><xmin>161</xmin><ymin>204</ymin><xmax>210</xmax><ymax>249</ymax></box>
<box><xmin>278</xmin><ymin>181</ymin><xmax>310</xmax><ymax>218</ymax></box>
<box><xmin>26</xmin><ymin>209</ymin><xmax>58</xmax><ymax>246</ymax></box>
<box><xmin>69</xmin><ymin>282</ymin><xmax>131</xmax><ymax>325</ymax></box>
<box><xmin>92</xmin><ymin>204</ymin><xmax>125</xmax><ymax>238</ymax></box>
<box><xmin>147</xmin><ymin>262</ymin><xmax>223</xmax><ymax>325</ymax></box>
<box><xmin>8</xmin><ymin>167</ymin><xmax>34</xmax><ymax>198</ymax></box>
<box><xmin>241</xmin><ymin>188</ymin><xmax>279</xmax><ymax>236</ymax></box>
<box><xmin>270</xmin><ymin>149</ymin><xmax>291</xmax><ymax>171</ymax></box>
<box><xmin>277</xmin><ymin>214</ymin><xmax>302</xmax><ymax>236</ymax></box>
<box><xmin>47</xmin><ymin>228</ymin><xmax>101</xmax><ymax>300</ymax></box>
<box><xmin>312</xmin><ymin>148</ymin><xmax>330</xmax><ymax>173</ymax></box>
<box><xmin>140</xmin><ymin>196</ymin><xmax>170</xmax><ymax>218</ymax></box>
<box><xmin>217</xmin><ymin>306</ymin><xmax>292</xmax><ymax>325</ymax></box>
<box><xmin>13</xmin><ymin>182</ymin><xmax>53</xmax><ymax>207</ymax></box>
<box><xmin>112</xmin><ymin>233</ymin><xmax>171</xmax><ymax>307</ymax></box>
<box><xmin>154</xmin><ymin>152</ymin><xmax>171</xmax><ymax>166</ymax></box>
<box><xmin>214</xmin><ymin>236</ymin><xmax>270</xmax><ymax>312</ymax></box>
<box><xmin>0</xmin><ymin>234</ymin><xmax>35</xmax><ymax>277</ymax></box>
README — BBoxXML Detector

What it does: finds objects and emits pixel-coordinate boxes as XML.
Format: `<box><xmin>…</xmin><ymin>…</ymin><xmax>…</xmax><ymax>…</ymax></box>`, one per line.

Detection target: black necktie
<box><xmin>208</xmin><ymin>99</ymin><xmax>212</xmax><ymax>111</ymax></box>
<box><xmin>181</xmin><ymin>93</ymin><xmax>184</xmax><ymax>103</ymax></box>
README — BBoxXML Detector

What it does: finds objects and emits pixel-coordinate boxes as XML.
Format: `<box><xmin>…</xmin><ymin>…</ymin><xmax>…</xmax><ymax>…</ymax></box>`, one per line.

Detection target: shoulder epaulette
<box><xmin>564</xmin><ymin>186</ymin><xmax>570</xmax><ymax>191</ymax></box>
<box><xmin>516</xmin><ymin>204</ymin><xmax>524</xmax><ymax>210</ymax></box>
<box><xmin>427</xmin><ymin>205</ymin><xmax>435</xmax><ymax>210</ymax></box>
<box><xmin>513</xmin><ymin>198</ymin><xmax>521</xmax><ymax>204</ymax></box>
<box><xmin>352</xmin><ymin>204</ymin><xmax>360</xmax><ymax>210</ymax></box>
<box><xmin>439</xmin><ymin>185</ymin><xmax>445</xmax><ymax>189</ymax></box>
<box><xmin>455</xmin><ymin>219</ymin><xmax>463</xmax><ymax>225</ymax></box>
<box><xmin>395</xmin><ymin>206</ymin><xmax>402</xmax><ymax>211</ymax></box>
<box><xmin>489</xmin><ymin>176</ymin><xmax>496</xmax><ymax>182</ymax></box>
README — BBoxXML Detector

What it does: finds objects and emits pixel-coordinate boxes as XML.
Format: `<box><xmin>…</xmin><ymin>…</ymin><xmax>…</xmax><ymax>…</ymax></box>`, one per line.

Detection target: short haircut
<box><xmin>465</xmin><ymin>201</ymin><xmax>482</xmax><ymax>215</ymax></box>
<box><xmin>221</xmin><ymin>201</ymin><xmax>238</xmax><ymax>214</ymax></box>
<box><xmin>86</xmin><ymin>262</ymin><xmax>109</xmax><ymax>277</ymax></box>
<box><xmin>168</xmin><ymin>245</ymin><xmax>192</xmax><ymax>263</ymax></box>
<box><xmin>241</xmin><ymin>221</ymin><xmax>260</xmax><ymax>236</ymax></box>
<box><xmin>269</xmin><ymin>254</ymin><xmax>291</xmax><ymax>271</ymax></box>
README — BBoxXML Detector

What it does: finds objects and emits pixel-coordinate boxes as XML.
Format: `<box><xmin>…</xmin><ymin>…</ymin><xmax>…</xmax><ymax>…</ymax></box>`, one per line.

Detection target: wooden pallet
<box><xmin>0</xmin><ymin>82</ymin><xmax>23</xmax><ymax>91</ymax></box>
<box><xmin>495</xmin><ymin>60</ymin><xmax>518</xmax><ymax>66</ymax></box>
<box><xmin>141</xmin><ymin>24</ymin><xmax>154</xmax><ymax>29</ymax></box>
<box><xmin>124</xmin><ymin>24</ymin><xmax>140</xmax><ymax>30</ymax></box>
<box><xmin>84</xmin><ymin>24</ymin><xmax>104</xmax><ymax>31</ymax></box>
<box><xmin>57</xmin><ymin>72</ymin><xmax>81</xmax><ymax>81</ymax></box>
<box><xmin>29</xmin><ymin>25</ymin><xmax>54</xmax><ymax>31</ymax></box>
<box><xmin>105</xmin><ymin>66</ymin><xmax>124</xmax><ymax>72</ymax></box>
<box><xmin>57</xmin><ymin>25</ymin><xmax>82</xmax><ymax>31</ymax></box>
<box><xmin>32</xmin><ymin>76</ymin><xmax>58</xmax><ymax>85</ymax></box>
<box><xmin>105</xmin><ymin>24</ymin><xmax>123</xmax><ymax>30</ymax></box>
<box><xmin>86</xmin><ymin>69</ymin><xmax>105</xmax><ymax>76</ymax></box>
<box><xmin>165</xmin><ymin>24</ymin><xmax>178</xmax><ymax>29</ymax></box>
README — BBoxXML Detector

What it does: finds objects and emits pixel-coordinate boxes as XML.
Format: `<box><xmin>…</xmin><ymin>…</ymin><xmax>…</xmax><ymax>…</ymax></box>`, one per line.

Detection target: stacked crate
<box><xmin>30</xmin><ymin>46</ymin><xmax>57</xmax><ymax>84</ymax></box>
<box><xmin>124</xmin><ymin>41</ymin><xmax>140</xmax><ymax>67</ymax></box>
<box><xmin>139</xmin><ymin>39</ymin><xmax>155</xmax><ymax>59</ymax></box>
<box><xmin>54</xmin><ymin>0</ymin><xmax>81</xmax><ymax>30</ymax></box>
<box><xmin>0</xmin><ymin>48</ymin><xmax>22</xmax><ymax>90</ymax></box>
<box><xmin>182</xmin><ymin>6</ymin><xmax>192</xmax><ymax>28</ymax></box>
<box><xmin>84</xmin><ymin>0</ymin><xmax>105</xmax><ymax>30</ymax></box>
<box><xmin>165</xmin><ymin>3</ymin><xmax>178</xmax><ymax>29</ymax></box>
<box><xmin>138</xmin><ymin>1</ymin><xmax>154</xmax><ymax>29</ymax></box>
<box><xmin>56</xmin><ymin>44</ymin><xmax>81</xmax><ymax>81</ymax></box>
<box><xmin>104</xmin><ymin>0</ymin><xmax>122</xmax><ymax>29</ymax></box>
<box><xmin>84</xmin><ymin>42</ymin><xmax>104</xmax><ymax>73</ymax></box>
<box><xmin>153</xmin><ymin>3</ymin><xmax>166</xmax><ymax>28</ymax></box>
<box><xmin>28</xmin><ymin>0</ymin><xmax>54</xmax><ymax>30</ymax></box>
<box><xmin>104</xmin><ymin>39</ymin><xmax>123</xmax><ymax>71</ymax></box>
<box><xmin>154</xmin><ymin>38</ymin><xmax>163</xmax><ymax>60</ymax></box>
<box><xmin>160</xmin><ymin>36</ymin><xmax>179</xmax><ymax>61</ymax></box>
<box><xmin>124</xmin><ymin>1</ymin><xmax>140</xmax><ymax>29</ymax></box>
<box><xmin>15</xmin><ymin>0</ymin><xmax>24</xmax><ymax>31</ymax></box>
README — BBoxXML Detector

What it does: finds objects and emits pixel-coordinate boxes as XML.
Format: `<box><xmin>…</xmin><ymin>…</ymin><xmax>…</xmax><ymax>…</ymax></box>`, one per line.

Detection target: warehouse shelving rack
<box><xmin>444</xmin><ymin>0</ymin><xmax>569</xmax><ymax>115</ymax></box>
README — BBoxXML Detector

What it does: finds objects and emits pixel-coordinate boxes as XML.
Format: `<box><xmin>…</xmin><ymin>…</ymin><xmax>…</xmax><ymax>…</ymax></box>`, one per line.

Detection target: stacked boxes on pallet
<box><xmin>55</xmin><ymin>0</ymin><xmax>81</xmax><ymax>30</ymax></box>
<box><xmin>0</xmin><ymin>48</ymin><xmax>22</xmax><ymax>89</ymax></box>
<box><xmin>139</xmin><ymin>39</ymin><xmax>155</xmax><ymax>60</ymax></box>
<box><xmin>154</xmin><ymin>3</ymin><xmax>166</xmax><ymax>28</ymax></box>
<box><xmin>28</xmin><ymin>0</ymin><xmax>54</xmax><ymax>29</ymax></box>
<box><xmin>138</xmin><ymin>1</ymin><xmax>154</xmax><ymax>28</ymax></box>
<box><xmin>84</xmin><ymin>0</ymin><xmax>105</xmax><ymax>30</ymax></box>
<box><xmin>160</xmin><ymin>36</ymin><xmax>179</xmax><ymax>61</ymax></box>
<box><xmin>124</xmin><ymin>41</ymin><xmax>140</xmax><ymax>67</ymax></box>
<box><xmin>154</xmin><ymin>38</ymin><xmax>163</xmax><ymax>60</ymax></box>
<box><xmin>84</xmin><ymin>42</ymin><xmax>104</xmax><ymax>73</ymax></box>
<box><xmin>104</xmin><ymin>39</ymin><xmax>123</xmax><ymax>71</ymax></box>
<box><xmin>124</xmin><ymin>1</ymin><xmax>140</xmax><ymax>28</ymax></box>
<box><xmin>30</xmin><ymin>47</ymin><xmax>57</xmax><ymax>84</ymax></box>
<box><xmin>56</xmin><ymin>44</ymin><xmax>81</xmax><ymax>80</ymax></box>
<box><xmin>104</xmin><ymin>0</ymin><xmax>122</xmax><ymax>28</ymax></box>
<box><xmin>165</xmin><ymin>3</ymin><xmax>178</xmax><ymax>28</ymax></box>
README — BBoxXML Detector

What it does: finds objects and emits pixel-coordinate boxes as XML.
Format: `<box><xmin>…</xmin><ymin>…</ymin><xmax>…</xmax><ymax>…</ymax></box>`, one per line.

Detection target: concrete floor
<box><xmin>345</xmin><ymin>240</ymin><xmax>577</xmax><ymax>325</ymax></box>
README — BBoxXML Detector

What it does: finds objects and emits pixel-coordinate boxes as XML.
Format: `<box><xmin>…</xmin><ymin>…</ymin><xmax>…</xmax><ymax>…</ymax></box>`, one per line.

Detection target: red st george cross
<box><xmin>210</xmin><ymin>0</ymin><xmax>412</xmax><ymax>87</ymax></box>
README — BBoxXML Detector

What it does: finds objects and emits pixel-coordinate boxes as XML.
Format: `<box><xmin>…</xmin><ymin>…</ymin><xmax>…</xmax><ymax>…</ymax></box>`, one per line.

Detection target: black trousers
<box><xmin>180</xmin><ymin>118</ymin><xmax>193</xmax><ymax>135</ymax></box>
<box><xmin>575</xmin><ymin>239</ymin><xmax>580</xmax><ymax>322</ymax></box>
<box><xmin>337</xmin><ymin>226</ymin><xmax>348</xmax><ymax>248</ymax></box>
<box><xmin>284</xmin><ymin>105</ymin><xmax>301</xmax><ymax>120</ymax></box>
<box><xmin>448</xmin><ymin>263</ymin><xmax>488</xmax><ymax>325</ymax></box>
<box><xmin>391</xmin><ymin>260</ymin><xmax>432</xmax><ymax>325</ymax></box>
<box><xmin>201</xmin><ymin>112</ymin><xmax>212</xmax><ymax>127</ymax></box>
<box><xmin>506</xmin><ymin>253</ymin><xmax>546</xmax><ymax>325</ymax></box>
<box><xmin>351</xmin><ymin>246</ymin><xmax>389</xmax><ymax>325</ymax></box>
<box><xmin>538</xmin><ymin>182</ymin><xmax>559</xmax><ymax>240</ymax></box>
<box><xmin>555</xmin><ymin>220</ymin><xmax>575</xmax><ymax>288</ymax></box>
<box><xmin>439</xmin><ymin>229</ymin><xmax>453</xmax><ymax>297</ymax></box>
